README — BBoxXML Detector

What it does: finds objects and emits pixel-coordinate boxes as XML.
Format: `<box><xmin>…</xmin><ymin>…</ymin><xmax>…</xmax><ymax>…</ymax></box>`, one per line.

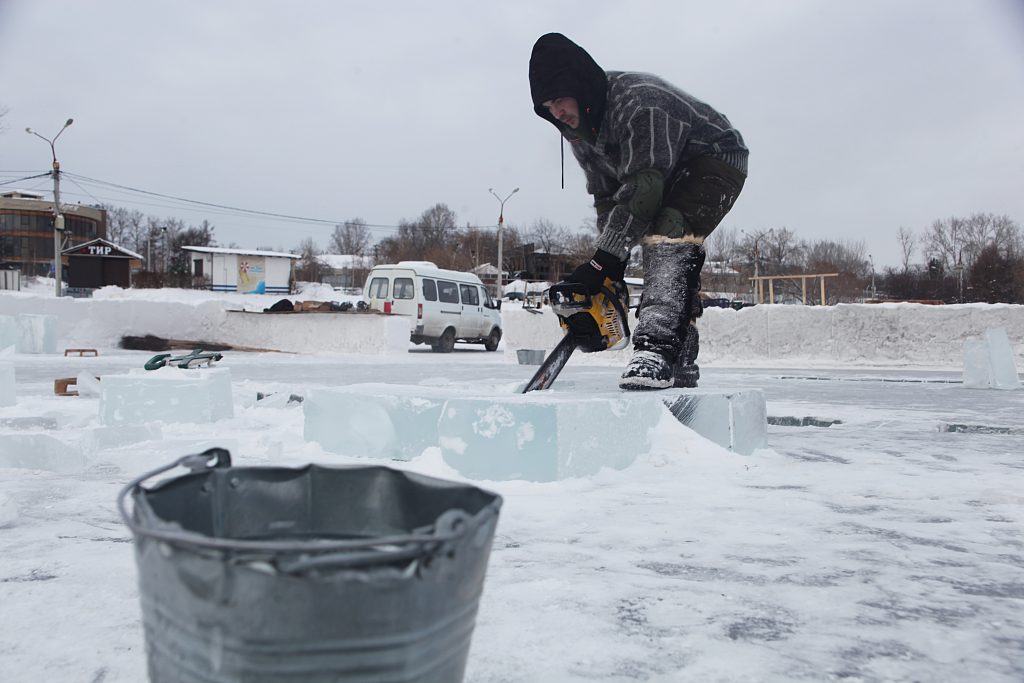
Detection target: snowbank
<box><xmin>2</xmin><ymin>284</ymin><xmax>1022</xmax><ymax>366</ymax></box>
<box><xmin>501</xmin><ymin>301</ymin><xmax>1024</xmax><ymax>368</ymax></box>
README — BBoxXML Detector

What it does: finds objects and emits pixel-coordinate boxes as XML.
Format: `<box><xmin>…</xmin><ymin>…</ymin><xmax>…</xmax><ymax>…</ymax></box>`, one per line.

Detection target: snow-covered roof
<box><xmin>0</xmin><ymin>189</ymin><xmax>45</xmax><ymax>200</ymax></box>
<box><xmin>61</xmin><ymin>237</ymin><xmax>144</xmax><ymax>261</ymax></box>
<box><xmin>182</xmin><ymin>246</ymin><xmax>300</xmax><ymax>259</ymax></box>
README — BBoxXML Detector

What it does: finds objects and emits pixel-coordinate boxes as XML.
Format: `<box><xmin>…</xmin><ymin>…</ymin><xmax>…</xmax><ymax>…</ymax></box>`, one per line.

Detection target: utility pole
<box><xmin>489</xmin><ymin>187</ymin><xmax>519</xmax><ymax>300</ymax></box>
<box><xmin>26</xmin><ymin>118</ymin><xmax>74</xmax><ymax>297</ymax></box>
<box><xmin>162</xmin><ymin>226</ymin><xmax>169</xmax><ymax>276</ymax></box>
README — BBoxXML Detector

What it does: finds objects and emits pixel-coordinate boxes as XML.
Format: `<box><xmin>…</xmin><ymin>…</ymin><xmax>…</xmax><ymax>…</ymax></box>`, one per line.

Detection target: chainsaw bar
<box><xmin>521</xmin><ymin>334</ymin><xmax>579</xmax><ymax>393</ymax></box>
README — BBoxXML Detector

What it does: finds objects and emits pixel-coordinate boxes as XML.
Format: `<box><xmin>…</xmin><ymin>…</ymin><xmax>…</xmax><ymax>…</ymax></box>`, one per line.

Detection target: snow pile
<box><xmin>503</xmin><ymin>301</ymin><xmax>1024</xmax><ymax>368</ymax></box>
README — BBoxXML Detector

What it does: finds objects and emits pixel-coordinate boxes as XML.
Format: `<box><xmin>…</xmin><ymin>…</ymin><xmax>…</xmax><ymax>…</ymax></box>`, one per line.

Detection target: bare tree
<box><xmin>523</xmin><ymin>218</ymin><xmax>572</xmax><ymax>254</ymax></box>
<box><xmin>329</xmin><ymin>218</ymin><xmax>371</xmax><ymax>255</ymax></box>
<box><xmin>704</xmin><ymin>225</ymin><xmax>740</xmax><ymax>265</ymax></box>
<box><xmin>294</xmin><ymin>237</ymin><xmax>325</xmax><ymax>282</ymax></box>
<box><xmin>897</xmin><ymin>226</ymin><xmax>916</xmax><ymax>273</ymax></box>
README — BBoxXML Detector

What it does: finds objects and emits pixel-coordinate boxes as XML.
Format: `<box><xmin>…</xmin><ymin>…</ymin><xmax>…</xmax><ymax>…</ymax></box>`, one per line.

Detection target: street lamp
<box><xmin>26</xmin><ymin>118</ymin><xmax>74</xmax><ymax>297</ymax></box>
<box><xmin>488</xmin><ymin>187</ymin><xmax>519</xmax><ymax>299</ymax></box>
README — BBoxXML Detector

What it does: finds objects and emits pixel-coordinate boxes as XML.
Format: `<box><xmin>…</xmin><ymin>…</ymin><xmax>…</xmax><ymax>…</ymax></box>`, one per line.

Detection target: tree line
<box><xmin>102</xmin><ymin>199</ymin><xmax>1023</xmax><ymax>304</ymax></box>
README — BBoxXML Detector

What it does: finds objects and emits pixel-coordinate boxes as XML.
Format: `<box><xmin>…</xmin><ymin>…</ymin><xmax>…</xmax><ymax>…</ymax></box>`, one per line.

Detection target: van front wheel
<box><xmin>432</xmin><ymin>328</ymin><xmax>456</xmax><ymax>353</ymax></box>
<box><xmin>484</xmin><ymin>327</ymin><xmax>501</xmax><ymax>352</ymax></box>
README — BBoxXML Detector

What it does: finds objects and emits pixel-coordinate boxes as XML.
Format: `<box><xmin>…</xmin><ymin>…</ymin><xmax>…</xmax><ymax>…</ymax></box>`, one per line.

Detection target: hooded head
<box><xmin>529</xmin><ymin>33</ymin><xmax>608</xmax><ymax>138</ymax></box>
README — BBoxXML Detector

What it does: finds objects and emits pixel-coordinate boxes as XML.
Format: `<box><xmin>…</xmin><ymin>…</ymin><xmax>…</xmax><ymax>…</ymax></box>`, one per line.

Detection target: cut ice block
<box><xmin>15</xmin><ymin>314</ymin><xmax>57</xmax><ymax>354</ymax></box>
<box><xmin>304</xmin><ymin>384</ymin><xmax>448</xmax><ymax>460</ymax></box>
<box><xmin>985</xmin><ymin>328</ymin><xmax>1021</xmax><ymax>390</ymax></box>
<box><xmin>437</xmin><ymin>394</ymin><xmax>665</xmax><ymax>481</ymax></box>
<box><xmin>0</xmin><ymin>360</ymin><xmax>13</xmax><ymax>407</ymax></box>
<box><xmin>99</xmin><ymin>367</ymin><xmax>234</xmax><ymax>425</ymax></box>
<box><xmin>963</xmin><ymin>328</ymin><xmax>1021</xmax><ymax>390</ymax></box>
<box><xmin>0</xmin><ymin>316</ymin><xmax>16</xmax><ymax>351</ymax></box>
<box><xmin>660</xmin><ymin>389</ymin><xmax>767</xmax><ymax>455</ymax></box>
<box><xmin>962</xmin><ymin>337</ymin><xmax>992</xmax><ymax>389</ymax></box>
<box><xmin>0</xmin><ymin>434</ymin><xmax>85</xmax><ymax>472</ymax></box>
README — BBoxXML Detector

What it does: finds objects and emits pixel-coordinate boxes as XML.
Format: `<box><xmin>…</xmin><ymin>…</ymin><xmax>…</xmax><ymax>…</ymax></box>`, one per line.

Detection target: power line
<box><xmin>65</xmin><ymin>172</ymin><xmax>473</xmax><ymax>231</ymax></box>
<box><xmin>0</xmin><ymin>172</ymin><xmax>52</xmax><ymax>187</ymax></box>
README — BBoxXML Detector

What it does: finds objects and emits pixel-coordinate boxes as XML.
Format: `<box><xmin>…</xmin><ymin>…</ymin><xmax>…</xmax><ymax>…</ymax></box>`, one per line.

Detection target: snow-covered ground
<box><xmin>2</xmin><ymin>284</ymin><xmax>1023</xmax><ymax>682</ymax></box>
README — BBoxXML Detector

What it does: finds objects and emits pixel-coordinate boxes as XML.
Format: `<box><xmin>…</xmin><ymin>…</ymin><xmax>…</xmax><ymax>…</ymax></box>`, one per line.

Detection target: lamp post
<box><xmin>868</xmin><ymin>253</ymin><xmax>877</xmax><ymax>300</ymax></box>
<box><xmin>26</xmin><ymin>118</ymin><xmax>74</xmax><ymax>297</ymax></box>
<box><xmin>488</xmin><ymin>187</ymin><xmax>519</xmax><ymax>300</ymax></box>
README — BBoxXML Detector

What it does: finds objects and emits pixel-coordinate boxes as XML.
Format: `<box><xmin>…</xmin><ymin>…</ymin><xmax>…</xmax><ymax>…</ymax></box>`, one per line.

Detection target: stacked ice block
<box><xmin>14</xmin><ymin>314</ymin><xmax>57</xmax><ymax>354</ymax></box>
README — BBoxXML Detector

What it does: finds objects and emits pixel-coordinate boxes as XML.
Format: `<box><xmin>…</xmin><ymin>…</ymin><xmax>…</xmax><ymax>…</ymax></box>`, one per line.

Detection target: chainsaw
<box><xmin>521</xmin><ymin>278</ymin><xmax>631</xmax><ymax>393</ymax></box>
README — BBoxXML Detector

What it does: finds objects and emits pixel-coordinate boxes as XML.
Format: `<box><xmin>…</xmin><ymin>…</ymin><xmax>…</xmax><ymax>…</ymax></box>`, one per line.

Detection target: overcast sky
<box><xmin>2</xmin><ymin>0</ymin><xmax>1023</xmax><ymax>267</ymax></box>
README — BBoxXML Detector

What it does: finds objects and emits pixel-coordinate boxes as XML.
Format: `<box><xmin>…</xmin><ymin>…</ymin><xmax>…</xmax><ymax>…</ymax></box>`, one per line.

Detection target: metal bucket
<box><xmin>118</xmin><ymin>448</ymin><xmax>502</xmax><ymax>683</ymax></box>
<box><xmin>516</xmin><ymin>349</ymin><xmax>546</xmax><ymax>365</ymax></box>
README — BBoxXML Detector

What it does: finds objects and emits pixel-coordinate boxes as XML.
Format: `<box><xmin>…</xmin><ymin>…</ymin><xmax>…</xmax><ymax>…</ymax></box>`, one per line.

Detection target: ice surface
<box><xmin>304</xmin><ymin>384</ymin><xmax>448</xmax><ymax>460</ymax></box>
<box><xmin>962</xmin><ymin>328</ymin><xmax>1021</xmax><ymax>390</ymax></box>
<box><xmin>0</xmin><ymin>359</ymin><xmax>14</xmax><ymax>407</ymax></box>
<box><xmin>0</xmin><ymin>433</ymin><xmax>85</xmax><ymax>472</ymax></box>
<box><xmin>15</xmin><ymin>314</ymin><xmax>57</xmax><ymax>354</ymax></box>
<box><xmin>83</xmin><ymin>423</ymin><xmax>164</xmax><ymax>451</ymax></box>
<box><xmin>0</xmin><ymin>492</ymin><xmax>17</xmax><ymax>528</ymax></box>
<box><xmin>438</xmin><ymin>393</ymin><xmax>665</xmax><ymax>481</ymax></box>
<box><xmin>98</xmin><ymin>367</ymin><xmax>234</xmax><ymax>425</ymax></box>
<box><xmin>661</xmin><ymin>389</ymin><xmax>767</xmax><ymax>454</ymax></box>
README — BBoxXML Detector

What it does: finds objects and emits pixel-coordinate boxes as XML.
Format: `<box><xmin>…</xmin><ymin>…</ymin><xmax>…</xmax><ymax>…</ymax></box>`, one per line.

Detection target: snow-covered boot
<box><xmin>673</xmin><ymin>323</ymin><xmax>701</xmax><ymax>388</ymax></box>
<box><xmin>673</xmin><ymin>263</ymin><xmax>705</xmax><ymax>387</ymax></box>
<box><xmin>620</xmin><ymin>236</ymin><xmax>704</xmax><ymax>391</ymax></box>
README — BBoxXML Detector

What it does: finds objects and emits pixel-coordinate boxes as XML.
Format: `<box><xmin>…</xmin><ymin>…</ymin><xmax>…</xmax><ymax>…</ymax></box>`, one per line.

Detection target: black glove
<box><xmin>564</xmin><ymin>249</ymin><xmax>626</xmax><ymax>294</ymax></box>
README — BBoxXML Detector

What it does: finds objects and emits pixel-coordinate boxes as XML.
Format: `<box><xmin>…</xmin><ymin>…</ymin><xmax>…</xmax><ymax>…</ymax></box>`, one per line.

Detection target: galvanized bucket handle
<box><xmin>117</xmin><ymin>448</ymin><xmax>469</xmax><ymax>566</ymax></box>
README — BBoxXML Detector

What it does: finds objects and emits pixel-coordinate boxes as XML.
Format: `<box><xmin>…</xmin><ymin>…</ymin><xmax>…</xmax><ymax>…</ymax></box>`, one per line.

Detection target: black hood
<box><xmin>529</xmin><ymin>33</ymin><xmax>608</xmax><ymax>137</ymax></box>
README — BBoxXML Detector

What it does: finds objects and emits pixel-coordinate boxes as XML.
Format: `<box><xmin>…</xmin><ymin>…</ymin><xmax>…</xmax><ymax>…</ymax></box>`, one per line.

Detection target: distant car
<box><xmin>730</xmin><ymin>300</ymin><xmax>756</xmax><ymax>310</ymax></box>
<box><xmin>505</xmin><ymin>291</ymin><xmax>525</xmax><ymax>301</ymax></box>
<box><xmin>702</xmin><ymin>297</ymin><xmax>732</xmax><ymax>309</ymax></box>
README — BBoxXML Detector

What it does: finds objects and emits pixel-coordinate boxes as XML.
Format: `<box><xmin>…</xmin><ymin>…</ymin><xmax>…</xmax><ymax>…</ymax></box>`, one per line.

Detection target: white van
<box><xmin>362</xmin><ymin>262</ymin><xmax>502</xmax><ymax>353</ymax></box>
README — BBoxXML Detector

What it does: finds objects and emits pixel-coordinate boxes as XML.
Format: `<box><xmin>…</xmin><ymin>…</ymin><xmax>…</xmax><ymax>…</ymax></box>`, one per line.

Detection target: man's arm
<box><xmin>595</xmin><ymin>106</ymin><xmax>690</xmax><ymax>260</ymax></box>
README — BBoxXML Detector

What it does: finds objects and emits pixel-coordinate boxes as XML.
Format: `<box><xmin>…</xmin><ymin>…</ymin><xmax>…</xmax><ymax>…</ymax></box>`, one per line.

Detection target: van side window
<box><xmin>422</xmin><ymin>279</ymin><xmax>437</xmax><ymax>301</ymax></box>
<box><xmin>394</xmin><ymin>277</ymin><xmax>415</xmax><ymax>299</ymax></box>
<box><xmin>369</xmin><ymin>277</ymin><xmax>389</xmax><ymax>299</ymax></box>
<box><xmin>460</xmin><ymin>284</ymin><xmax>479</xmax><ymax>306</ymax></box>
<box><xmin>478</xmin><ymin>286</ymin><xmax>491</xmax><ymax>306</ymax></box>
<box><xmin>438</xmin><ymin>280</ymin><xmax>460</xmax><ymax>304</ymax></box>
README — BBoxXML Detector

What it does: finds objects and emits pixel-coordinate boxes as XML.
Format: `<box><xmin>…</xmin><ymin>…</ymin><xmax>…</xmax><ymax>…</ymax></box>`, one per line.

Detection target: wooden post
<box><xmin>820</xmin><ymin>275</ymin><xmax>826</xmax><ymax>305</ymax></box>
<box><xmin>801</xmin><ymin>276</ymin><xmax>807</xmax><ymax>304</ymax></box>
<box><xmin>768</xmin><ymin>278</ymin><xmax>775</xmax><ymax>304</ymax></box>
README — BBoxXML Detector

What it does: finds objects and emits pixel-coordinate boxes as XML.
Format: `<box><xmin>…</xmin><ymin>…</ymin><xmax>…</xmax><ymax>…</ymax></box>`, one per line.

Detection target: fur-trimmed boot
<box><xmin>620</xmin><ymin>236</ymin><xmax>705</xmax><ymax>390</ymax></box>
<box><xmin>673</xmin><ymin>265</ymin><xmax>705</xmax><ymax>387</ymax></box>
